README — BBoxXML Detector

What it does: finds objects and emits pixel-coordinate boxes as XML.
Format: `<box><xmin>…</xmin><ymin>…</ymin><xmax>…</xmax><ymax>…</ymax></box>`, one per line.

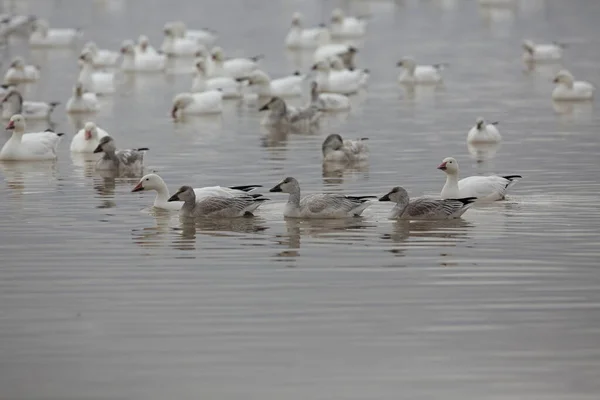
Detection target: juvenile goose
<box><xmin>211</xmin><ymin>47</ymin><xmax>262</xmax><ymax>79</ymax></box>
<box><xmin>120</xmin><ymin>40</ymin><xmax>167</xmax><ymax>72</ymax></box>
<box><xmin>78</xmin><ymin>51</ymin><xmax>116</xmax><ymax>94</ymax></box>
<box><xmin>82</xmin><ymin>41</ymin><xmax>120</xmax><ymax>67</ymax></box>
<box><xmin>70</xmin><ymin>121</ymin><xmax>109</xmax><ymax>153</ymax></box>
<box><xmin>552</xmin><ymin>70</ymin><xmax>595</xmax><ymax>101</ymax></box>
<box><xmin>29</xmin><ymin>19</ymin><xmax>82</xmax><ymax>47</ymax></box>
<box><xmin>93</xmin><ymin>136</ymin><xmax>148</xmax><ymax>173</ymax></box>
<box><xmin>65</xmin><ymin>83</ymin><xmax>99</xmax><ymax>113</ymax></box>
<box><xmin>168</xmin><ymin>185</ymin><xmax>267</xmax><ymax>218</ymax></box>
<box><xmin>312</xmin><ymin>60</ymin><xmax>362</xmax><ymax>95</ymax></box>
<box><xmin>259</xmin><ymin>96</ymin><xmax>322</xmax><ymax>129</ymax></box>
<box><xmin>522</xmin><ymin>40</ymin><xmax>564</xmax><ymax>63</ymax></box>
<box><xmin>132</xmin><ymin>173</ymin><xmax>262</xmax><ymax>211</ymax></box>
<box><xmin>310</xmin><ymin>81</ymin><xmax>350</xmax><ymax>111</ymax></box>
<box><xmin>379</xmin><ymin>186</ymin><xmax>476</xmax><ymax>220</ymax></box>
<box><xmin>285</xmin><ymin>12</ymin><xmax>330</xmax><ymax>49</ymax></box>
<box><xmin>269</xmin><ymin>177</ymin><xmax>375</xmax><ymax>219</ymax></box>
<box><xmin>329</xmin><ymin>8</ymin><xmax>366</xmax><ymax>39</ymax></box>
<box><xmin>322</xmin><ymin>133</ymin><xmax>368</xmax><ymax>163</ymax></box>
<box><xmin>467</xmin><ymin>117</ymin><xmax>501</xmax><ymax>144</ymax></box>
<box><xmin>397</xmin><ymin>57</ymin><xmax>445</xmax><ymax>84</ymax></box>
<box><xmin>0</xmin><ymin>114</ymin><xmax>64</xmax><ymax>161</ymax></box>
<box><xmin>3</xmin><ymin>57</ymin><xmax>40</xmax><ymax>84</ymax></box>
<box><xmin>438</xmin><ymin>157</ymin><xmax>522</xmax><ymax>202</ymax></box>
<box><xmin>1</xmin><ymin>89</ymin><xmax>59</xmax><ymax>120</ymax></box>
<box><xmin>241</xmin><ymin>69</ymin><xmax>304</xmax><ymax>97</ymax></box>
<box><xmin>191</xmin><ymin>58</ymin><xmax>242</xmax><ymax>98</ymax></box>
<box><xmin>171</xmin><ymin>91</ymin><xmax>223</xmax><ymax>118</ymax></box>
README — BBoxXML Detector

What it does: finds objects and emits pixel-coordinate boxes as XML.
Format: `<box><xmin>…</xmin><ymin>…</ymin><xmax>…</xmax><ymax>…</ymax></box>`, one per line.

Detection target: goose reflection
<box><xmin>71</xmin><ymin>152</ymin><xmax>100</xmax><ymax>177</ymax></box>
<box><xmin>0</xmin><ymin>160</ymin><xmax>58</xmax><ymax>199</ymax></box>
<box><xmin>92</xmin><ymin>175</ymin><xmax>139</xmax><ymax>208</ymax></box>
<box><xmin>260</xmin><ymin>124</ymin><xmax>289</xmax><ymax>148</ymax></box>
<box><xmin>322</xmin><ymin>160</ymin><xmax>369</xmax><ymax>185</ymax></box>
<box><xmin>132</xmin><ymin>208</ymin><xmax>177</xmax><ymax>249</ymax></box>
<box><xmin>467</xmin><ymin>141</ymin><xmax>501</xmax><ymax>163</ymax></box>
<box><xmin>381</xmin><ymin>219</ymin><xmax>473</xmax><ymax>255</ymax></box>
<box><xmin>552</xmin><ymin>101</ymin><xmax>593</xmax><ymax>120</ymax></box>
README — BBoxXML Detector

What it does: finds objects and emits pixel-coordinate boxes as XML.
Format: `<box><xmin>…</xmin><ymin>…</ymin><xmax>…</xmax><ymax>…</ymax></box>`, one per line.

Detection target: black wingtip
<box><xmin>458</xmin><ymin>197</ymin><xmax>478</xmax><ymax>205</ymax></box>
<box><xmin>56</xmin><ymin>133</ymin><xmax>65</xmax><ymax>137</ymax></box>
<box><xmin>503</xmin><ymin>175</ymin><xmax>522</xmax><ymax>181</ymax></box>
<box><xmin>44</xmin><ymin>128</ymin><xmax>54</xmax><ymax>132</ymax></box>
<box><xmin>136</xmin><ymin>147</ymin><xmax>150</xmax><ymax>151</ymax></box>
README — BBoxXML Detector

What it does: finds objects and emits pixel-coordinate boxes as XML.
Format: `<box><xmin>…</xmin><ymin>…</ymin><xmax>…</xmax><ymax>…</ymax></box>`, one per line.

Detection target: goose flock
<box><xmin>0</xmin><ymin>1</ymin><xmax>596</xmax><ymax>224</ymax></box>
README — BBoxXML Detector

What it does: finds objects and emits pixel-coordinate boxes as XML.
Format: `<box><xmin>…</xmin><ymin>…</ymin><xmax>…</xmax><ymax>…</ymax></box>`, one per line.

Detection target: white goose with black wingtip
<box><xmin>0</xmin><ymin>114</ymin><xmax>64</xmax><ymax>161</ymax></box>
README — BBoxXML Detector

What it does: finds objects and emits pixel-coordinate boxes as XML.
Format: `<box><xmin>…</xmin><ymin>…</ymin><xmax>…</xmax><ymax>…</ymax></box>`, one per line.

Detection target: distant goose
<box><xmin>65</xmin><ymin>83</ymin><xmax>99</xmax><ymax>113</ymax></box>
<box><xmin>259</xmin><ymin>96</ymin><xmax>322</xmax><ymax>129</ymax></box>
<box><xmin>285</xmin><ymin>12</ymin><xmax>330</xmax><ymax>49</ymax></box>
<box><xmin>70</xmin><ymin>121</ymin><xmax>109</xmax><ymax>153</ymax></box>
<box><xmin>93</xmin><ymin>136</ymin><xmax>148</xmax><ymax>173</ymax></box>
<box><xmin>0</xmin><ymin>114</ymin><xmax>64</xmax><ymax>161</ymax></box>
<box><xmin>310</xmin><ymin>81</ymin><xmax>350</xmax><ymax>111</ymax></box>
<box><xmin>397</xmin><ymin>57</ymin><xmax>445</xmax><ymax>84</ymax></box>
<box><xmin>322</xmin><ymin>133</ymin><xmax>368</xmax><ymax>163</ymax></box>
<box><xmin>120</xmin><ymin>40</ymin><xmax>167</xmax><ymax>72</ymax></box>
<box><xmin>1</xmin><ymin>89</ymin><xmax>59</xmax><ymax>120</ymax></box>
<box><xmin>552</xmin><ymin>69</ymin><xmax>595</xmax><ymax>101</ymax></box>
<box><xmin>29</xmin><ymin>19</ymin><xmax>82</xmax><ymax>47</ymax></box>
<box><xmin>522</xmin><ymin>39</ymin><xmax>564</xmax><ymax>63</ymax></box>
<box><xmin>438</xmin><ymin>157</ymin><xmax>522</xmax><ymax>201</ymax></box>
<box><xmin>467</xmin><ymin>117</ymin><xmax>501</xmax><ymax>144</ymax></box>
<box><xmin>379</xmin><ymin>186</ymin><xmax>476</xmax><ymax>220</ymax></box>
<box><xmin>168</xmin><ymin>185</ymin><xmax>267</xmax><ymax>218</ymax></box>
<box><xmin>312</xmin><ymin>60</ymin><xmax>362</xmax><ymax>95</ymax></box>
<box><xmin>329</xmin><ymin>8</ymin><xmax>366</xmax><ymax>39</ymax></box>
<box><xmin>165</xmin><ymin>21</ymin><xmax>217</xmax><ymax>46</ymax></box>
<box><xmin>82</xmin><ymin>41</ymin><xmax>121</xmax><ymax>67</ymax></box>
<box><xmin>269</xmin><ymin>176</ymin><xmax>375</xmax><ymax>219</ymax></box>
<box><xmin>240</xmin><ymin>69</ymin><xmax>304</xmax><ymax>97</ymax></box>
<box><xmin>192</xmin><ymin>58</ymin><xmax>242</xmax><ymax>98</ymax></box>
<box><xmin>210</xmin><ymin>46</ymin><xmax>262</xmax><ymax>79</ymax></box>
<box><xmin>78</xmin><ymin>51</ymin><xmax>116</xmax><ymax>94</ymax></box>
<box><xmin>171</xmin><ymin>91</ymin><xmax>223</xmax><ymax>118</ymax></box>
<box><xmin>3</xmin><ymin>57</ymin><xmax>40</xmax><ymax>84</ymax></box>
<box><xmin>135</xmin><ymin>35</ymin><xmax>158</xmax><ymax>56</ymax></box>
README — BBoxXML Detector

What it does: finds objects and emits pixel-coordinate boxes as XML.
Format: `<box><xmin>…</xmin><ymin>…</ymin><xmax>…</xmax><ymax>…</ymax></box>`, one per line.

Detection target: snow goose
<box><xmin>522</xmin><ymin>39</ymin><xmax>564</xmax><ymax>63</ymax></box>
<box><xmin>241</xmin><ymin>69</ymin><xmax>303</xmax><ymax>97</ymax></box>
<box><xmin>467</xmin><ymin>117</ymin><xmax>501</xmax><ymax>144</ymax></box>
<box><xmin>285</xmin><ymin>12</ymin><xmax>330</xmax><ymax>49</ymax></box>
<box><xmin>3</xmin><ymin>57</ymin><xmax>40</xmax><ymax>84</ymax></box>
<box><xmin>379</xmin><ymin>186</ymin><xmax>476</xmax><ymax>220</ymax></box>
<box><xmin>310</xmin><ymin>81</ymin><xmax>350</xmax><ymax>111</ymax></box>
<box><xmin>171</xmin><ymin>91</ymin><xmax>223</xmax><ymax>118</ymax></box>
<box><xmin>438</xmin><ymin>157</ymin><xmax>522</xmax><ymax>201</ymax></box>
<box><xmin>211</xmin><ymin>47</ymin><xmax>262</xmax><ymax>79</ymax></box>
<box><xmin>191</xmin><ymin>59</ymin><xmax>242</xmax><ymax>98</ymax></box>
<box><xmin>29</xmin><ymin>19</ymin><xmax>82</xmax><ymax>47</ymax></box>
<box><xmin>329</xmin><ymin>56</ymin><xmax>369</xmax><ymax>86</ymax></box>
<box><xmin>82</xmin><ymin>41</ymin><xmax>120</xmax><ymax>67</ymax></box>
<box><xmin>166</xmin><ymin>21</ymin><xmax>217</xmax><ymax>46</ymax></box>
<box><xmin>397</xmin><ymin>57</ymin><xmax>445</xmax><ymax>84</ymax></box>
<box><xmin>322</xmin><ymin>133</ymin><xmax>368</xmax><ymax>163</ymax></box>
<box><xmin>329</xmin><ymin>8</ymin><xmax>366</xmax><ymax>39</ymax></box>
<box><xmin>313</xmin><ymin>43</ymin><xmax>354</xmax><ymax>64</ymax></box>
<box><xmin>78</xmin><ymin>52</ymin><xmax>116</xmax><ymax>94</ymax></box>
<box><xmin>70</xmin><ymin>121</ymin><xmax>109</xmax><ymax>153</ymax></box>
<box><xmin>269</xmin><ymin>177</ymin><xmax>375</xmax><ymax>219</ymax></box>
<box><xmin>160</xmin><ymin>26</ymin><xmax>202</xmax><ymax>56</ymax></box>
<box><xmin>168</xmin><ymin>185</ymin><xmax>267</xmax><ymax>218</ymax></box>
<box><xmin>120</xmin><ymin>40</ymin><xmax>166</xmax><ymax>72</ymax></box>
<box><xmin>312</xmin><ymin>60</ymin><xmax>361</xmax><ymax>94</ymax></box>
<box><xmin>0</xmin><ymin>114</ymin><xmax>64</xmax><ymax>161</ymax></box>
<box><xmin>93</xmin><ymin>136</ymin><xmax>148</xmax><ymax>173</ymax></box>
<box><xmin>66</xmin><ymin>83</ymin><xmax>99</xmax><ymax>113</ymax></box>
<box><xmin>552</xmin><ymin>69</ymin><xmax>595</xmax><ymax>101</ymax></box>
<box><xmin>135</xmin><ymin>35</ymin><xmax>158</xmax><ymax>56</ymax></box>
<box><xmin>132</xmin><ymin>173</ymin><xmax>262</xmax><ymax>211</ymax></box>
<box><xmin>259</xmin><ymin>96</ymin><xmax>322</xmax><ymax>129</ymax></box>
<box><xmin>1</xmin><ymin>89</ymin><xmax>59</xmax><ymax>120</ymax></box>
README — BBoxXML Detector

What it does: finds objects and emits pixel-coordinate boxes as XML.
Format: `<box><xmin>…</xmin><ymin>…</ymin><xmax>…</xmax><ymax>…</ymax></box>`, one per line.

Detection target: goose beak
<box><xmin>259</xmin><ymin>103</ymin><xmax>269</xmax><ymax>111</ymax></box>
<box><xmin>92</xmin><ymin>144</ymin><xmax>103</xmax><ymax>153</ymax></box>
<box><xmin>379</xmin><ymin>193</ymin><xmax>391</xmax><ymax>202</ymax></box>
<box><xmin>269</xmin><ymin>184</ymin><xmax>282</xmax><ymax>192</ymax></box>
<box><xmin>131</xmin><ymin>182</ymin><xmax>144</xmax><ymax>192</ymax></box>
<box><xmin>5</xmin><ymin>120</ymin><xmax>14</xmax><ymax>130</ymax></box>
<box><xmin>84</xmin><ymin>130</ymin><xmax>92</xmax><ymax>140</ymax></box>
<box><xmin>437</xmin><ymin>162</ymin><xmax>447</xmax><ymax>171</ymax></box>
<box><xmin>167</xmin><ymin>193</ymin><xmax>180</xmax><ymax>202</ymax></box>
<box><xmin>171</xmin><ymin>106</ymin><xmax>178</xmax><ymax>119</ymax></box>
<box><xmin>396</xmin><ymin>61</ymin><xmax>403</xmax><ymax>67</ymax></box>
<box><xmin>553</xmin><ymin>77</ymin><xmax>559</xmax><ymax>83</ymax></box>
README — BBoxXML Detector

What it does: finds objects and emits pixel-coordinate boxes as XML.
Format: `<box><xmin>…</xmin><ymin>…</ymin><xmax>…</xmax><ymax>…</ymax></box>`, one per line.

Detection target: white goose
<box><xmin>171</xmin><ymin>91</ymin><xmax>223</xmax><ymax>118</ymax></box>
<box><xmin>166</xmin><ymin>21</ymin><xmax>217</xmax><ymax>46</ymax></box>
<box><xmin>211</xmin><ymin>47</ymin><xmax>261</xmax><ymax>79</ymax></box>
<box><xmin>3</xmin><ymin>57</ymin><xmax>40</xmax><ymax>84</ymax></box>
<box><xmin>135</xmin><ymin>35</ymin><xmax>159</xmax><ymax>56</ymax></box>
<box><xmin>467</xmin><ymin>117</ymin><xmax>501</xmax><ymax>144</ymax></box>
<box><xmin>120</xmin><ymin>40</ymin><xmax>167</xmax><ymax>72</ymax></box>
<box><xmin>131</xmin><ymin>173</ymin><xmax>262</xmax><ymax>211</ymax></box>
<box><xmin>269</xmin><ymin>177</ymin><xmax>375</xmax><ymax>219</ymax></box>
<box><xmin>1</xmin><ymin>89</ymin><xmax>59</xmax><ymax>120</ymax></box>
<box><xmin>70</xmin><ymin>121</ymin><xmax>109</xmax><ymax>153</ymax></box>
<box><xmin>191</xmin><ymin>59</ymin><xmax>242</xmax><ymax>98</ymax></box>
<box><xmin>313</xmin><ymin>43</ymin><xmax>354</xmax><ymax>64</ymax></box>
<box><xmin>552</xmin><ymin>70</ymin><xmax>595</xmax><ymax>101</ymax></box>
<box><xmin>310</xmin><ymin>81</ymin><xmax>350</xmax><ymax>111</ymax></box>
<box><xmin>82</xmin><ymin>41</ymin><xmax>121</xmax><ymax>67</ymax></box>
<box><xmin>438</xmin><ymin>157</ymin><xmax>522</xmax><ymax>202</ymax></box>
<box><xmin>160</xmin><ymin>26</ymin><xmax>202</xmax><ymax>57</ymax></box>
<box><xmin>168</xmin><ymin>185</ymin><xmax>267</xmax><ymax>218</ymax></box>
<box><xmin>522</xmin><ymin>40</ymin><xmax>564</xmax><ymax>63</ymax></box>
<box><xmin>0</xmin><ymin>114</ymin><xmax>64</xmax><ymax>161</ymax></box>
<box><xmin>29</xmin><ymin>19</ymin><xmax>82</xmax><ymax>47</ymax></box>
<box><xmin>322</xmin><ymin>134</ymin><xmax>368</xmax><ymax>163</ymax></box>
<box><xmin>78</xmin><ymin>52</ymin><xmax>116</xmax><ymax>94</ymax></box>
<box><xmin>379</xmin><ymin>186</ymin><xmax>476</xmax><ymax>221</ymax></box>
<box><xmin>329</xmin><ymin>56</ymin><xmax>369</xmax><ymax>86</ymax></box>
<box><xmin>397</xmin><ymin>57</ymin><xmax>445</xmax><ymax>84</ymax></box>
<box><xmin>285</xmin><ymin>12</ymin><xmax>330</xmax><ymax>49</ymax></box>
<box><xmin>66</xmin><ymin>83</ymin><xmax>99</xmax><ymax>113</ymax></box>
<box><xmin>93</xmin><ymin>136</ymin><xmax>148</xmax><ymax>173</ymax></box>
<box><xmin>241</xmin><ymin>69</ymin><xmax>304</xmax><ymax>97</ymax></box>
<box><xmin>329</xmin><ymin>8</ymin><xmax>366</xmax><ymax>39</ymax></box>
<box><xmin>312</xmin><ymin>60</ymin><xmax>361</xmax><ymax>95</ymax></box>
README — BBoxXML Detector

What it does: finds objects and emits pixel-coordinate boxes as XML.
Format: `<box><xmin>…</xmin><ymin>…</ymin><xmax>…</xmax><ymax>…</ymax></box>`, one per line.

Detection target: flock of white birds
<box><xmin>0</xmin><ymin>0</ymin><xmax>596</xmax><ymax>221</ymax></box>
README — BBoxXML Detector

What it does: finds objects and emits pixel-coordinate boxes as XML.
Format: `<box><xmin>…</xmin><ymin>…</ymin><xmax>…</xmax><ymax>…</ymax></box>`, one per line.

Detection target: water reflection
<box><xmin>322</xmin><ymin>160</ymin><xmax>370</xmax><ymax>185</ymax></box>
<box><xmin>552</xmin><ymin>100</ymin><xmax>594</xmax><ymax>120</ymax></box>
<box><xmin>92</xmin><ymin>175</ymin><xmax>139</xmax><ymax>208</ymax></box>
<box><xmin>131</xmin><ymin>208</ymin><xmax>175</xmax><ymax>248</ymax></box>
<box><xmin>0</xmin><ymin>160</ymin><xmax>58</xmax><ymax>198</ymax></box>
<box><xmin>70</xmin><ymin>152</ymin><xmax>100</xmax><ymax>178</ymax></box>
<box><xmin>467</xmin><ymin>141</ymin><xmax>501</xmax><ymax>163</ymax></box>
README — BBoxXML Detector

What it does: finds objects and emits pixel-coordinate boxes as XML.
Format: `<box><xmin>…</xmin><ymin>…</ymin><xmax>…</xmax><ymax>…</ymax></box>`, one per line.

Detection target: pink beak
<box><xmin>5</xmin><ymin>120</ymin><xmax>14</xmax><ymax>130</ymax></box>
<box><xmin>84</xmin><ymin>130</ymin><xmax>92</xmax><ymax>140</ymax></box>
<box><xmin>437</xmin><ymin>162</ymin><xmax>447</xmax><ymax>170</ymax></box>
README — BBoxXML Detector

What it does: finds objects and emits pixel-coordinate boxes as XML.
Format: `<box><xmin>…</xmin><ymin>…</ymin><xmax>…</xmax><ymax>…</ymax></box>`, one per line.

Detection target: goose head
<box><xmin>5</xmin><ymin>114</ymin><xmax>25</xmax><ymax>132</ymax></box>
<box><xmin>244</xmin><ymin>70</ymin><xmax>271</xmax><ymax>85</ymax></box>
<box><xmin>168</xmin><ymin>185</ymin><xmax>195</xmax><ymax>202</ymax></box>
<box><xmin>83</xmin><ymin>121</ymin><xmax>99</xmax><ymax>140</ymax></box>
<box><xmin>137</xmin><ymin>35</ymin><xmax>150</xmax><ymax>51</ymax></box>
<box><xmin>211</xmin><ymin>46</ymin><xmax>225</xmax><ymax>62</ymax></box>
<box><xmin>437</xmin><ymin>157</ymin><xmax>459</xmax><ymax>175</ymax></box>
<box><xmin>78</xmin><ymin>51</ymin><xmax>94</xmax><ymax>65</ymax></box>
<box><xmin>396</xmin><ymin>57</ymin><xmax>417</xmax><ymax>71</ymax></box>
<box><xmin>311</xmin><ymin>60</ymin><xmax>331</xmax><ymax>73</ymax></box>
<box><xmin>269</xmin><ymin>177</ymin><xmax>299</xmax><ymax>193</ymax></box>
<box><xmin>120</xmin><ymin>40</ymin><xmax>135</xmax><ymax>55</ymax></box>
<box><xmin>379</xmin><ymin>186</ymin><xmax>409</xmax><ymax>204</ymax></box>
<box><xmin>331</xmin><ymin>8</ymin><xmax>345</xmax><ymax>24</ymax></box>
<box><xmin>553</xmin><ymin>69</ymin><xmax>575</xmax><ymax>86</ymax></box>
<box><xmin>171</xmin><ymin>93</ymin><xmax>194</xmax><ymax>118</ymax></box>
<box><xmin>93</xmin><ymin>135</ymin><xmax>116</xmax><ymax>154</ymax></box>
<box><xmin>195</xmin><ymin>58</ymin><xmax>207</xmax><ymax>74</ymax></box>
<box><xmin>522</xmin><ymin>39</ymin><xmax>536</xmax><ymax>54</ymax></box>
<box><xmin>475</xmin><ymin>117</ymin><xmax>486</xmax><ymax>130</ymax></box>
<box><xmin>291</xmin><ymin>12</ymin><xmax>303</xmax><ymax>27</ymax></box>
<box><xmin>132</xmin><ymin>173</ymin><xmax>164</xmax><ymax>193</ymax></box>
<box><xmin>322</xmin><ymin>133</ymin><xmax>344</xmax><ymax>156</ymax></box>
<box><xmin>10</xmin><ymin>57</ymin><xmax>26</xmax><ymax>70</ymax></box>
<box><xmin>73</xmin><ymin>82</ymin><xmax>85</xmax><ymax>97</ymax></box>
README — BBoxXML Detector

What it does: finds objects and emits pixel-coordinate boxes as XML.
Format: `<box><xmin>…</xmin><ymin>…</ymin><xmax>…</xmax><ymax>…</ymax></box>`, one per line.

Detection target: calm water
<box><xmin>1</xmin><ymin>0</ymin><xmax>600</xmax><ymax>398</ymax></box>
